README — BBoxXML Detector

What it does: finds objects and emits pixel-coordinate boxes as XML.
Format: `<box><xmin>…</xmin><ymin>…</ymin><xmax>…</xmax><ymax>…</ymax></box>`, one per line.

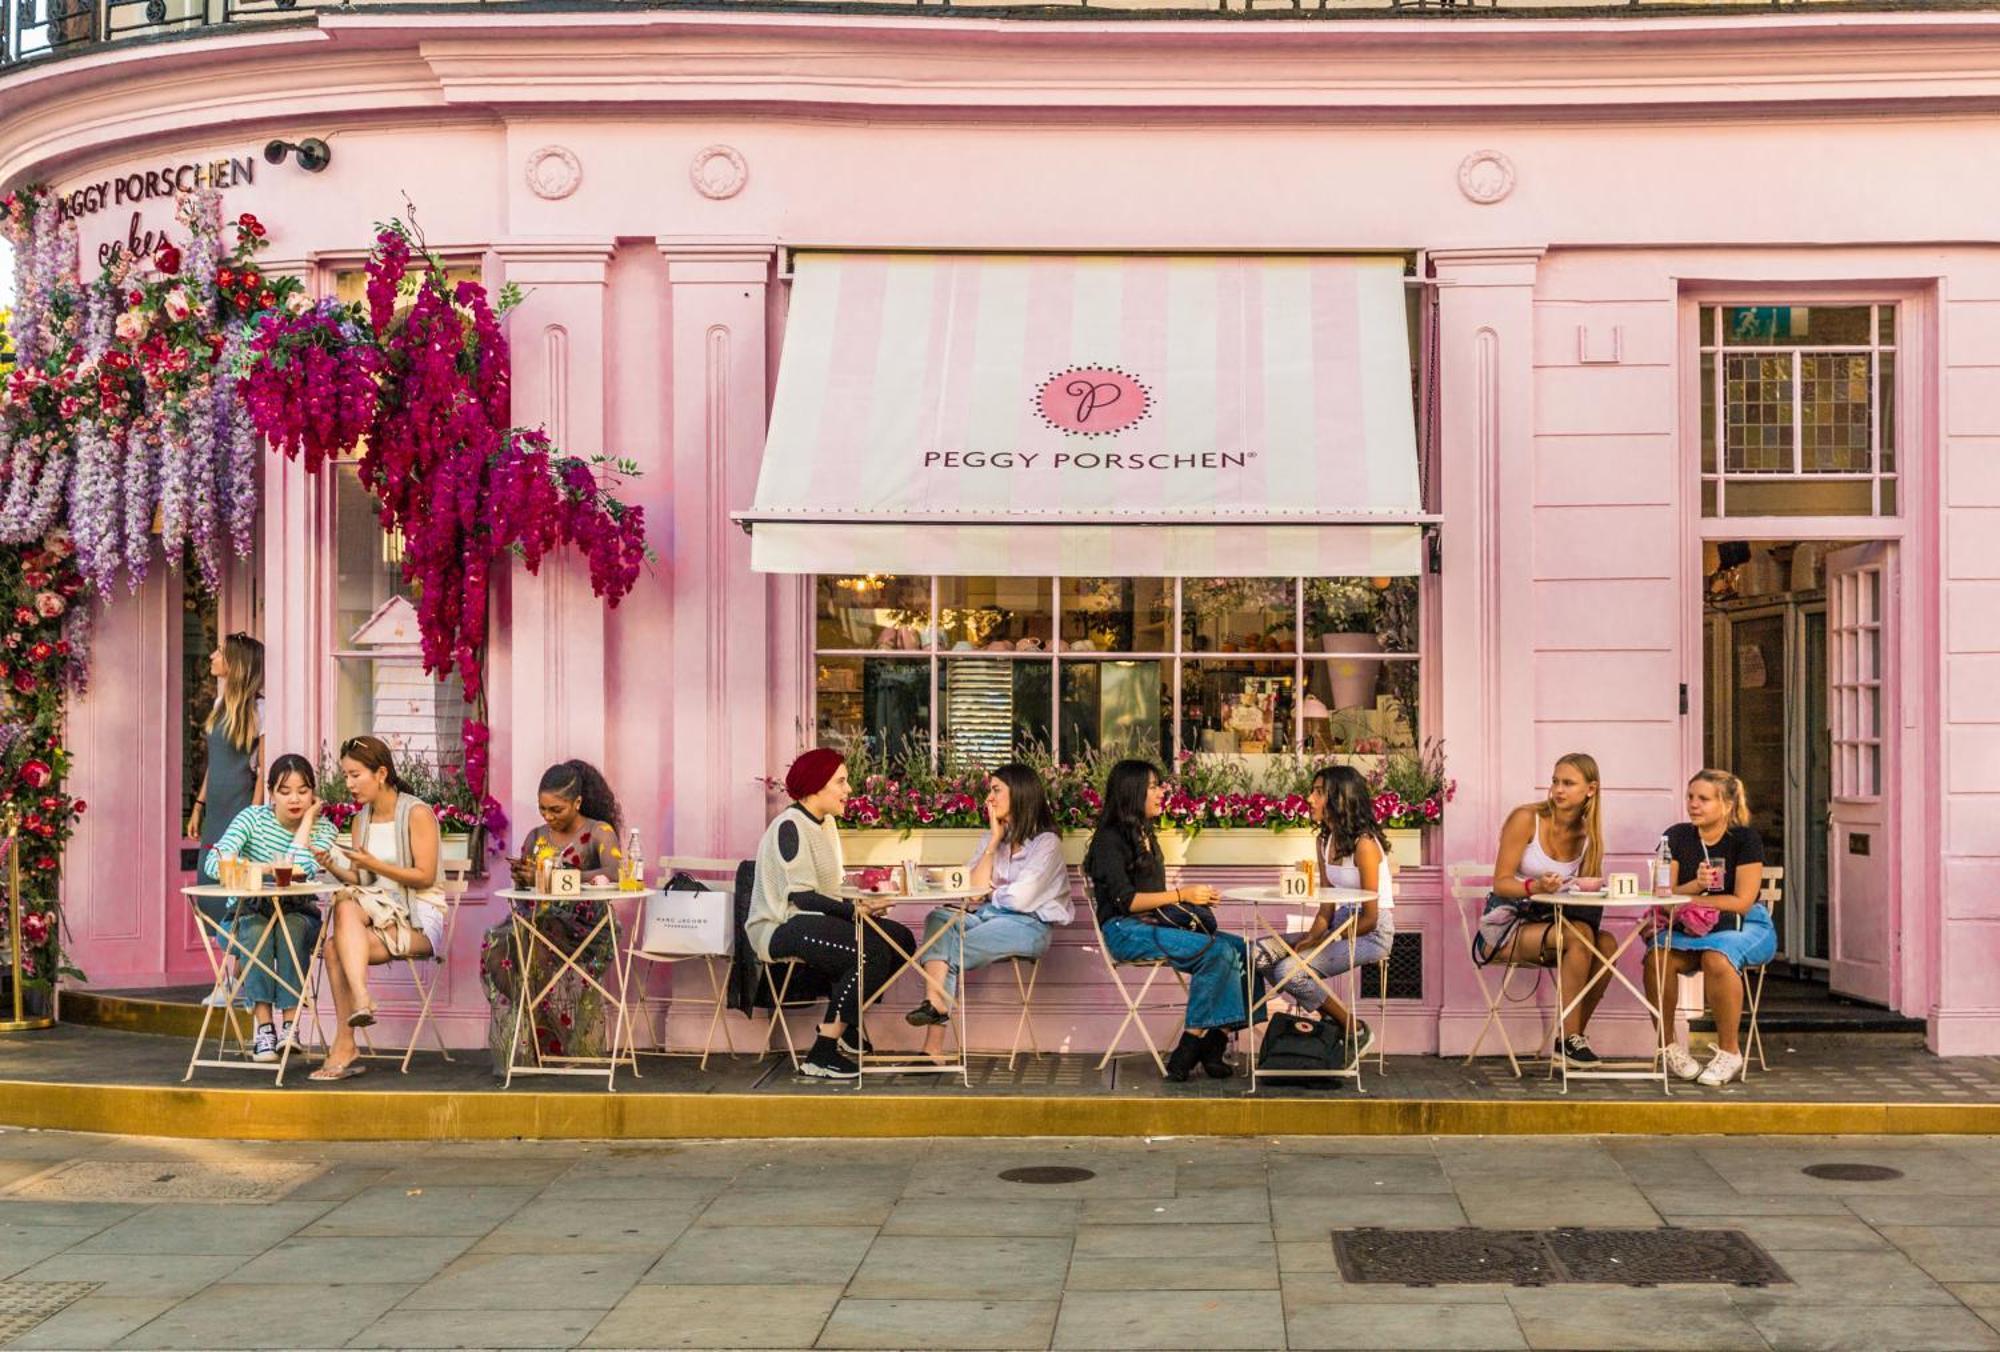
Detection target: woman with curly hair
<box><xmin>479</xmin><ymin>759</ymin><xmax>628</xmax><ymax>1074</ymax></box>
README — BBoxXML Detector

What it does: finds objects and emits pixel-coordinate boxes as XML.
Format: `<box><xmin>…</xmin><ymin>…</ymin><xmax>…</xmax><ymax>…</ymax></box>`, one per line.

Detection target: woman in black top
<box><xmin>1083</xmin><ymin>759</ymin><xmax>1257</xmax><ymax>1082</ymax></box>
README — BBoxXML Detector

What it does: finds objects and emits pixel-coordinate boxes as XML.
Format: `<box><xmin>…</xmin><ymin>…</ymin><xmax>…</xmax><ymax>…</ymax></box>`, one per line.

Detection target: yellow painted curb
<box><xmin>60</xmin><ymin>992</ymin><xmax>206</xmax><ymax>1039</ymax></box>
<box><xmin>3</xmin><ymin>1078</ymin><xmax>1998</xmax><ymax>1140</ymax></box>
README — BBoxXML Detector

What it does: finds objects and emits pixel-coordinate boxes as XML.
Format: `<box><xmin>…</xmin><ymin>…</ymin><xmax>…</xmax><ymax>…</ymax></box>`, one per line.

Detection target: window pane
<box><xmin>938</xmin><ymin>577</ymin><xmax>1051</xmax><ymax>653</ymax></box>
<box><xmin>1181</xmin><ymin>578</ymin><xmax>1296</xmax><ymax>653</ymax></box>
<box><xmin>1059</xmin><ymin>577</ymin><xmax>1171</xmax><ymax>653</ymax></box>
<box><xmin>1722</xmin><ymin>305</ymin><xmax>1871</xmax><ymax>346</ymax></box>
<box><xmin>337</xmin><ymin>658</ymin><xmax>469</xmax><ymax>769</ymax></box>
<box><xmin>1303</xmin><ymin>577</ymin><xmax>1416</xmax><ymax>653</ymax></box>
<box><xmin>1800</xmin><ymin>354</ymin><xmax>1871</xmax><ymax>473</ymax></box>
<box><xmin>1723</xmin><ymin>353</ymin><xmax>1794</xmax><ymax>473</ymax></box>
<box><xmin>1879</xmin><ymin>351</ymin><xmax>1896</xmax><ymax>474</ymax></box>
<box><xmin>816</xmin><ymin>575</ymin><xmax>931</xmax><ymax>651</ymax></box>
<box><xmin>1304</xmin><ymin>658</ymin><xmax>1419</xmax><ymax>756</ymax></box>
<box><xmin>1721</xmin><ymin>478</ymin><xmax>1873</xmax><ymax>517</ymax></box>
<box><xmin>335</xmin><ymin>463</ymin><xmax>409</xmax><ymax>646</ymax></box>
<box><xmin>1701</xmin><ymin>352</ymin><xmax>1717</xmax><ymax>474</ymax></box>
<box><xmin>1059</xmin><ymin>660</ymin><xmax>1167</xmax><ymax>763</ymax></box>
<box><xmin>1702</xmin><ymin>479</ymin><xmax>1718</xmax><ymax>516</ymax></box>
<box><xmin>1182</xmin><ymin>660</ymin><xmax>1295</xmax><ymax>756</ymax></box>
<box><xmin>940</xmin><ymin>658</ymin><xmax>1051</xmax><ymax>765</ymax></box>
<box><xmin>815</xmin><ymin>656</ymin><xmax>930</xmax><ymax>763</ymax></box>
<box><xmin>1881</xmin><ymin>477</ymin><xmax>1898</xmax><ymax>514</ymax></box>
<box><xmin>1879</xmin><ymin>305</ymin><xmax>1896</xmax><ymax>346</ymax></box>
<box><xmin>1700</xmin><ymin>305</ymin><xmax>1717</xmax><ymax>347</ymax></box>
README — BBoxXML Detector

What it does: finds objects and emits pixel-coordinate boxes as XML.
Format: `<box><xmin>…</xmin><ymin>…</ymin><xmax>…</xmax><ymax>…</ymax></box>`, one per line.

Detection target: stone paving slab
<box><xmin>0</xmin><ymin>1127</ymin><xmax>1998</xmax><ymax>1348</ymax></box>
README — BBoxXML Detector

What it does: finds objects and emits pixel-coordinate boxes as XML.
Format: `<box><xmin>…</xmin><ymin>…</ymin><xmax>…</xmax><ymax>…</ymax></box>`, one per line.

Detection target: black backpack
<box><xmin>1255</xmin><ymin>1016</ymin><xmax>1347</xmax><ymax>1088</ymax></box>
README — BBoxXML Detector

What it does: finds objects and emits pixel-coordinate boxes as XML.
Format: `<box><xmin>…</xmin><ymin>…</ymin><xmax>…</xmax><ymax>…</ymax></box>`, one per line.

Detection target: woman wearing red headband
<box><xmin>746</xmin><ymin>749</ymin><xmax>916</xmax><ymax>1079</ymax></box>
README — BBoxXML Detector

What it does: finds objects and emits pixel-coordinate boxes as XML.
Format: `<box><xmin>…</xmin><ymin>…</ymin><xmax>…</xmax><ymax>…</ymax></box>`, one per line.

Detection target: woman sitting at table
<box><xmin>1252</xmin><ymin>765</ymin><xmax>1391</xmax><ymax>1058</ymax></box>
<box><xmin>1084</xmin><ymin>758</ymin><xmax>1256</xmax><ymax>1083</ymax></box>
<box><xmin>307</xmin><ymin>735</ymin><xmax>447</xmax><ymax>1082</ymax></box>
<box><xmin>200</xmin><ymin>753</ymin><xmax>337</xmax><ymax>1063</ymax></box>
<box><xmin>479</xmin><ymin>760</ymin><xmax>627</xmax><ymax>1075</ymax></box>
<box><xmin>748</xmin><ymin>749</ymin><xmax>916</xmax><ymax>1081</ymax></box>
<box><xmin>906</xmin><ymin>761</ymin><xmax>1071</xmax><ymax>1059</ymax></box>
<box><xmin>1472</xmin><ymin>752</ymin><xmax>1618</xmax><ymax>1067</ymax></box>
<box><xmin>1644</xmin><ymin>769</ymin><xmax>1772</xmax><ymax>1088</ymax></box>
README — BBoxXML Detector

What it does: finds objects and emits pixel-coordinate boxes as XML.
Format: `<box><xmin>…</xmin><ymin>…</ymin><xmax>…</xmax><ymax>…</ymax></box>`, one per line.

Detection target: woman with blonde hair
<box><xmin>188</xmin><ymin>632</ymin><xmax>264</xmax><ymax>1008</ymax></box>
<box><xmin>1644</xmin><ymin>769</ymin><xmax>1771</xmax><ymax>1087</ymax></box>
<box><xmin>1472</xmin><ymin>753</ymin><xmax>1619</xmax><ymax>1066</ymax></box>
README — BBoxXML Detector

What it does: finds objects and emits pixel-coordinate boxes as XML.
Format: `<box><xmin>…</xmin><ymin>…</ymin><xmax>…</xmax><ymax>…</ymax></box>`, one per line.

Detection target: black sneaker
<box><xmin>1165</xmin><ymin>1031</ymin><xmax>1204</xmax><ymax>1083</ymax></box>
<box><xmin>1562</xmin><ymin>1033</ymin><xmax>1601</xmax><ymax>1066</ymax></box>
<box><xmin>905</xmin><ymin>1000</ymin><xmax>950</xmax><ymax>1028</ymax></box>
<box><xmin>836</xmin><ymin>1029</ymin><xmax>876</xmax><ymax>1057</ymax></box>
<box><xmin>801</xmin><ymin>1035</ymin><xmax>858</xmax><ymax>1080</ymax></box>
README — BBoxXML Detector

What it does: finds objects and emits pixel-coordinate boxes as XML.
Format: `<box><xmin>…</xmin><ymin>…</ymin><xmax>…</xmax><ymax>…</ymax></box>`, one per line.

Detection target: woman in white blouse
<box><xmin>906</xmin><ymin>762</ymin><xmax>1072</xmax><ymax>1058</ymax></box>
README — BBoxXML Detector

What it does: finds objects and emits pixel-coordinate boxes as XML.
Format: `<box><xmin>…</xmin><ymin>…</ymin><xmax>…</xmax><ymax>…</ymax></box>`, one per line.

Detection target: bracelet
<box><xmin>1522</xmin><ymin>877</ymin><xmax>1537</xmax><ymax>897</ymax></box>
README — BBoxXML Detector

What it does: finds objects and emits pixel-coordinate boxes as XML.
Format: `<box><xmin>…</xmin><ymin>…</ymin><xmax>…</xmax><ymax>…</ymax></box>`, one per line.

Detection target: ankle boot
<box><xmin>1165</xmin><ymin>1030</ymin><xmax>1204</xmax><ymax>1082</ymax></box>
<box><xmin>1199</xmin><ymin>1028</ymin><xmax>1234</xmax><ymax>1080</ymax></box>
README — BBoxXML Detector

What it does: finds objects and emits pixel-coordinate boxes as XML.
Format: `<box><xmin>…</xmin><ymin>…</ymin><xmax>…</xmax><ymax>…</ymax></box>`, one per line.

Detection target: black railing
<box><xmin>5</xmin><ymin>0</ymin><xmax>331</xmax><ymax>70</ymax></box>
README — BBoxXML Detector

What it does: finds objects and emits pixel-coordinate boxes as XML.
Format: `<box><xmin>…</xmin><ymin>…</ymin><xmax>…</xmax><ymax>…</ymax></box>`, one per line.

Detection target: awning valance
<box><xmin>743</xmin><ymin>252</ymin><xmax>1423</xmax><ymax>577</ymax></box>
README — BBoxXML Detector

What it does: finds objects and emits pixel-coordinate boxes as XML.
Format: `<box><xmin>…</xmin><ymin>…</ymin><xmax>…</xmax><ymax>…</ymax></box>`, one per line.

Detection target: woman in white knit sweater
<box><xmin>748</xmin><ymin>749</ymin><xmax>914</xmax><ymax>1079</ymax></box>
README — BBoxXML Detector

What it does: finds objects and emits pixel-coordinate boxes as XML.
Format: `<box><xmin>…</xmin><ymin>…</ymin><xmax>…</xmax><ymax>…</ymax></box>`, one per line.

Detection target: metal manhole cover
<box><xmin>5</xmin><ymin>1160</ymin><xmax>323</xmax><ymax>1204</ymax></box>
<box><xmin>1546</xmin><ymin>1228</ymin><xmax>1791</xmax><ymax>1287</ymax></box>
<box><xmin>0</xmin><ymin>1282</ymin><xmax>100</xmax><ymax>1342</ymax></box>
<box><xmin>1334</xmin><ymin>1228</ymin><xmax>1558</xmax><ymax>1286</ymax></box>
<box><xmin>997</xmin><ymin>1166</ymin><xmax>1096</xmax><ymax>1185</ymax></box>
<box><xmin>1802</xmin><ymin>1163</ymin><xmax>1905</xmax><ymax>1182</ymax></box>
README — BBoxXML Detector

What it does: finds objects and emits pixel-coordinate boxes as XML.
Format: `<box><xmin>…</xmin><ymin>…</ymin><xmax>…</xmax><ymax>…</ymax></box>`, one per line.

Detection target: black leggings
<box><xmin>767</xmin><ymin>912</ymin><xmax>917</xmax><ymax>1031</ymax></box>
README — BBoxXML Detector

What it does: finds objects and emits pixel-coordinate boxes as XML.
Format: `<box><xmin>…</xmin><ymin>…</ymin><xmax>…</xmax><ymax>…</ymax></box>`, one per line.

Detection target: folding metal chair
<box><xmin>349</xmin><ymin>862</ymin><xmax>469</xmax><ymax>1073</ymax></box>
<box><xmin>1085</xmin><ymin>882</ymin><xmax>1188</xmax><ymax>1075</ymax></box>
<box><xmin>761</xmin><ymin>956</ymin><xmax>824</xmax><ymax>1070</ymax></box>
<box><xmin>621</xmin><ymin>855</ymin><xmax>741</xmax><ymax>1069</ymax></box>
<box><xmin>996</xmin><ymin>953</ymin><xmax>1043</xmax><ymax>1069</ymax></box>
<box><xmin>1449</xmin><ymin>861</ymin><xmax>1551</xmax><ymax>1077</ymax></box>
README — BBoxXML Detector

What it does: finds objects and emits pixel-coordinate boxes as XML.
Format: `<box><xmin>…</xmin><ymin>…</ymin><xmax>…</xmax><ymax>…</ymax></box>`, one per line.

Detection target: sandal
<box><xmin>347</xmin><ymin>1003</ymin><xmax>376</xmax><ymax>1029</ymax></box>
<box><xmin>308</xmin><ymin>1061</ymin><xmax>366</xmax><ymax>1082</ymax></box>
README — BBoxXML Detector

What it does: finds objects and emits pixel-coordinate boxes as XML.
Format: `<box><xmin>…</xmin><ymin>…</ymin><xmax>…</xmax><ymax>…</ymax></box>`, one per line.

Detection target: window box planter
<box><xmin>840</xmin><ymin>826</ymin><xmax>1426</xmax><ymax>869</ymax></box>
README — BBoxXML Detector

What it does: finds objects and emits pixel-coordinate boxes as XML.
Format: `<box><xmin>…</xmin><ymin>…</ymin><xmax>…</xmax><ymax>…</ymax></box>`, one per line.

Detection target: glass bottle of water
<box><xmin>1653</xmin><ymin>834</ymin><xmax>1676</xmax><ymax>898</ymax></box>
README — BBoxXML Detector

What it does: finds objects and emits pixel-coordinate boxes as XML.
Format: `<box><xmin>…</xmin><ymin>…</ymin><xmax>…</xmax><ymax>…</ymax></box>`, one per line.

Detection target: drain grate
<box><xmin>1546</xmin><ymin>1228</ymin><xmax>1790</xmax><ymax>1287</ymax></box>
<box><xmin>0</xmin><ymin>1282</ymin><xmax>100</xmax><ymax>1343</ymax></box>
<box><xmin>1335</xmin><ymin>1228</ymin><xmax>1558</xmax><ymax>1287</ymax></box>
<box><xmin>1802</xmin><ymin>1163</ymin><xmax>1904</xmax><ymax>1182</ymax></box>
<box><xmin>5</xmin><ymin>1160</ymin><xmax>323</xmax><ymax>1204</ymax></box>
<box><xmin>1334</xmin><ymin>1228</ymin><xmax>1791</xmax><ymax>1288</ymax></box>
<box><xmin>998</xmin><ymin>1166</ymin><xmax>1096</xmax><ymax>1185</ymax></box>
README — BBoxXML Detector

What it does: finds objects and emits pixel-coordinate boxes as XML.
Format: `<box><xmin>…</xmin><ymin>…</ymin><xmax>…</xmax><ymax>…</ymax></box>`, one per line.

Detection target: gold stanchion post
<box><xmin>1</xmin><ymin>807</ymin><xmax>58</xmax><ymax>1032</ymax></box>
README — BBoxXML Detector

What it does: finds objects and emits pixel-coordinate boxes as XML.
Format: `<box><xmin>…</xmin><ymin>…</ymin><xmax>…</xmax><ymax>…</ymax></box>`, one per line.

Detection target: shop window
<box><xmin>1698</xmin><ymin>304</ymin><xmax>1898</xmax><ymax>517</ymax></box>
<box><xmin>812</xmin><ymin>574</ymin><xmax>1421</xmax><ymax>770</ymax></box>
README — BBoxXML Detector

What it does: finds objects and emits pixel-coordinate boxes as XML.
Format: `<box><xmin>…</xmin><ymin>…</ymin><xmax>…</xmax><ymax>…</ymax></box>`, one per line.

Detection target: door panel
<box><xmin>1827</xmin><ymin>542</ymin><xmax>1895</xmax><ymax>1007</ymax></box>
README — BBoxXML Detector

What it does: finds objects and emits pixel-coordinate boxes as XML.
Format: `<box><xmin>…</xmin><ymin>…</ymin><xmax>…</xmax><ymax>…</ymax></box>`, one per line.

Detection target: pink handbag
<box><xmin>1653</xmin><ymin>901</ymin><xmax>1721</xmax><ymax>937</ymax></box>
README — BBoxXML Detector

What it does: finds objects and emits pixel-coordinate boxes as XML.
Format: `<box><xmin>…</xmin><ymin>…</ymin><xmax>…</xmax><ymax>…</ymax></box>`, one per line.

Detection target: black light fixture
<box><xmin>263</xmin><ymin>138</ymin><xmax>331</xmax><ymax>173</ymax></box>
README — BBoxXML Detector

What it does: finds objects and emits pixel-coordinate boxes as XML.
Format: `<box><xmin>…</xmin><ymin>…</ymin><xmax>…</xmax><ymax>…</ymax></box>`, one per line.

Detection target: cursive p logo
<box><xmin>1035</xmin><ymin>366</ymin><xmax>1151</xmax><ymax>438</ymax></box>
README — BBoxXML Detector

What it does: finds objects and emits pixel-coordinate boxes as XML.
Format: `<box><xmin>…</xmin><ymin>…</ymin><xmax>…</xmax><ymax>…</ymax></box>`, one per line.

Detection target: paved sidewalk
<box><xmin>4</xmin><ymin>1128</ymin><xmax>2000</xmax><ymax>1350</ymax></box>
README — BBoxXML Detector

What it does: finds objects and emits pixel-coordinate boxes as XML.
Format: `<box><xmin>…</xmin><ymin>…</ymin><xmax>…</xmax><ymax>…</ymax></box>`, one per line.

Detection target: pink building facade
<box><xmin>6</xmin><ymin>4</ymin><xmax>1998</xmax><ymax>1058</ymax></box>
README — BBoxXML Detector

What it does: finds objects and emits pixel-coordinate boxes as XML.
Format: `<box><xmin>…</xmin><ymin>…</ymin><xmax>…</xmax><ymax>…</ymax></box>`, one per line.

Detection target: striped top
<box><xmin>202</xmin><ymin>804</ymin><xmax>338</xmax><ymax>888</ymax></box>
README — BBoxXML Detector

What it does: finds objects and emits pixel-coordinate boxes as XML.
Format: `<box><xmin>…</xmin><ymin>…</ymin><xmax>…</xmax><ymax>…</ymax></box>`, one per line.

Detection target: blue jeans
<box><xmin>1255</xmin><ymin>909</ymin><xmax>1394</xmax><ymax>1012</ymax></box>
<box><xmin>224</xmin><ymin>908</ymin><xmax>322</xmax><ymax>1011</ymax></box>
<box><xmin>921</xmin><ymin>904</ymin><xmax>1051</xmax><ymax>999</ymax></box>
<box><xmin>1101</xmin><ymin>914</ymin><xmax>1258</xmax><ymax>1032</ymax></box>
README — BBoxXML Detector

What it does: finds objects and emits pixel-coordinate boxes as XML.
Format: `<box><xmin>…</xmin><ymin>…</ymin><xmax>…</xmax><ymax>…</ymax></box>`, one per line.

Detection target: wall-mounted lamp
<box><xmin>263</xmin><ymin>138</ymin><xmax>332</xmax><ymax>173</ymax></box>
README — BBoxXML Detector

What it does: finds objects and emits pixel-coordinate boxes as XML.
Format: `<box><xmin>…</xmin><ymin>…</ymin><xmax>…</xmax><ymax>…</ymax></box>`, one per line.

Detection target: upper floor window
<box><xmin>1699</xmin><ymin>304</ymin><xmax>1897</xmax><ymax>517</ymax></box>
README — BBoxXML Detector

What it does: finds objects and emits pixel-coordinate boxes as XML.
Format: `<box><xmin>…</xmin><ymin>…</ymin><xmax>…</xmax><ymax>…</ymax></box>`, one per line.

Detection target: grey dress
<box><xmin>199</xmin><ymin>701</ymin><xmax>261</xmax><ymax>851</ymax></box>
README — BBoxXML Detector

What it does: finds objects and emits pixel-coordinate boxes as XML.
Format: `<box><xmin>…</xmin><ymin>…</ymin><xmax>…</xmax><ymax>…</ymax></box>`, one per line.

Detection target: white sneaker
<box><xmin>251</xmin><ymin>1024</ymin><xmax>279</xmax><ymax>1064</ymax></box>
<box><xmin>280</xmin><ymin>1020</ymin><xmax>307</xmax><ymax>1054</ymax></box>
<box><xmin>1661</xmin><ymin>1043</ymin><xmax>1703</xmax><ymax>1081</ymax></box>
<box><xmin>1697</xmin><ymin>1049</ymin><xmax>1745</xmax><ymax>1087</ymax></box>
<box><xmin>201</xmin><ymin>980</ymin><xmax>232</xmax><ymax>1008</ymax></box>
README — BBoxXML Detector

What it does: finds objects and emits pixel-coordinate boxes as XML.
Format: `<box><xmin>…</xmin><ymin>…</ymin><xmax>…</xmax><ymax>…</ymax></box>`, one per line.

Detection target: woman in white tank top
<box><xmin>307</xmin><ymin>735</ymin><xmax>445</xmax><ymax>1081</ymax></box>
<box><xmin>1475</xmin><ymin>753</ymin><xmax>1619</xmax><ymax>1066</ymax></box>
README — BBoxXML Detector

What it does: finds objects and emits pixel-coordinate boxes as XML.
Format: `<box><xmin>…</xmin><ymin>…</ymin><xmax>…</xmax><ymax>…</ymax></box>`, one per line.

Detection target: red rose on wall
<box><xmin>154</xmin><ymin>244</ymin><xmax>182</xmax><ymax>275</ymax></box>
<box><xmin>33</xmin><ymin>593</ymin><xmax>62</xmax><ymax>619</ymax></box>
<box><xmin>12</xmin><ymin>608</ymin><xmax>33</xmax><ymax>626</ymax></box>
<box><xmin>28</xmin><ymin>642</ymin><xmax>53</xmax><ymax>662</ymax></box>
<box><xmin>19</xmin><ymin>760</ymin><xmax>52</xmax><ymax>789</ymax></box>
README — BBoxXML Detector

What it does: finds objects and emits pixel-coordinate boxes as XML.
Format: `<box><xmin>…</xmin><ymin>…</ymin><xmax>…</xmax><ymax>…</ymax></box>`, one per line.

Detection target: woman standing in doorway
<box><xmin>188</xmin><ymin>632</ymin><xmax>264</xmax><ymax>1007</ymax></box>
<box><xmin>1472</xmin><ymin>753</ymin><xmax>1617</xmax><ymax>1066</ymax></box>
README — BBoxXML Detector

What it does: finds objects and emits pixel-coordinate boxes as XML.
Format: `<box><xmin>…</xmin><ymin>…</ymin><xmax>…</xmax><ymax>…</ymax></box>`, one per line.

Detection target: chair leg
<box><xmin>1374</xmin><ymin>958</ymin><xmax>1390</xmax><ymax>1075</ymax></box>
<box><xmin>1745</xmin><ymin>963</ymin><xmax>1769</xmax><ymax>1075</ymax></box>
<box><xmin>1007</xmin><ymin>958</ymin><xmax>1042</xmax><ymax>1071</ymax></box>
<box><xmin>1463</xmin><ymin>961</ymin><xmax>1524</xmax><ymax>1078</ymax></box>
<box><xmin>765</xmin><ymin>964</ymin><xmax>802</xmax><ymax>1070</ymax></box>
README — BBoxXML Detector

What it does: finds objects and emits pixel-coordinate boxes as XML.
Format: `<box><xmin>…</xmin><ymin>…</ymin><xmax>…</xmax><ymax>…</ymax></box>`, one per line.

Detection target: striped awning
<box><xmin>742</xmin><ymin>252</ymin><xmax>1423</xmax><ymax>576</ymax></box>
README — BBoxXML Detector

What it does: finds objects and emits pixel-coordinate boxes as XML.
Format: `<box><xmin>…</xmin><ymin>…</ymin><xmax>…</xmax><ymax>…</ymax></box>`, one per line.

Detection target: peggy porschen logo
<box><xmin>919</xmin><ymin>366</ymin><xmax>1253</xmax><ymax>473</ymax></box>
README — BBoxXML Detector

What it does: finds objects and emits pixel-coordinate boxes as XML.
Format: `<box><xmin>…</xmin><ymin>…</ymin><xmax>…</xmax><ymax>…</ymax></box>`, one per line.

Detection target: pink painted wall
<box><xmin>8</xmin><ymin>8</ymin><xmax>2000</xmax><ymax>1052</ymax></box>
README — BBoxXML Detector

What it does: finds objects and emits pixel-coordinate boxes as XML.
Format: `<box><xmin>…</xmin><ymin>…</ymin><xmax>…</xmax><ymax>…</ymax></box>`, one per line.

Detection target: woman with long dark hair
<box><xmin>1083</xmin><ymin>758</ymin><xmax>1256</xmax><ymax>1082</ymax></box>
<box><xmin>906</xmin><ymin>762</ymin><xmax>1072</xmax><ymax>1059</ymax></box>
<box><xmin>480</xmin><ymin>759</ymin><xmax>629</xmax><ymax>1074</ymax></box>
<box><xmin>1252</xmin><ymin>765</ymin><xmax>1392</xmax><ymax>1056</ymax></box>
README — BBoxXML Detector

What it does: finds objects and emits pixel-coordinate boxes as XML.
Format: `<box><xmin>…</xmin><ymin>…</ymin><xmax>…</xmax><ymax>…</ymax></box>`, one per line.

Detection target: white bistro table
<box><xmin>1224</xmin><ymin>884</ymin><xmax>1377</xmax><ymax>1092</ymax></box>
<box><xmin>1549</xmin><ymin>892</ymin><xmax>1685</xmax><ymax>1094</ymax></box>
<box><xmin>494</xmin><ymin>886</ymin><xmax>656</xmax><ymax>1091</ymax></box>
<box><xmin>844</xmin><ymin>885</ymin><xmax>987</xmax><ymax>1087</ymax></box>
<box><xmin>181</xmin><ymin>881</ymin><xmax>337</xmax><ymax>1086</ymax></box>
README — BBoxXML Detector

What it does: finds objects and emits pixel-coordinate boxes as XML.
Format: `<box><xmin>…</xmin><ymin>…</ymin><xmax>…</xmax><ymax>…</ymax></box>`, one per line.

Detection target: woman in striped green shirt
<box><xmin>201</xmin><ymin>753</ymin><xmax>338</xmax><ymax>1063</ymax></box>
